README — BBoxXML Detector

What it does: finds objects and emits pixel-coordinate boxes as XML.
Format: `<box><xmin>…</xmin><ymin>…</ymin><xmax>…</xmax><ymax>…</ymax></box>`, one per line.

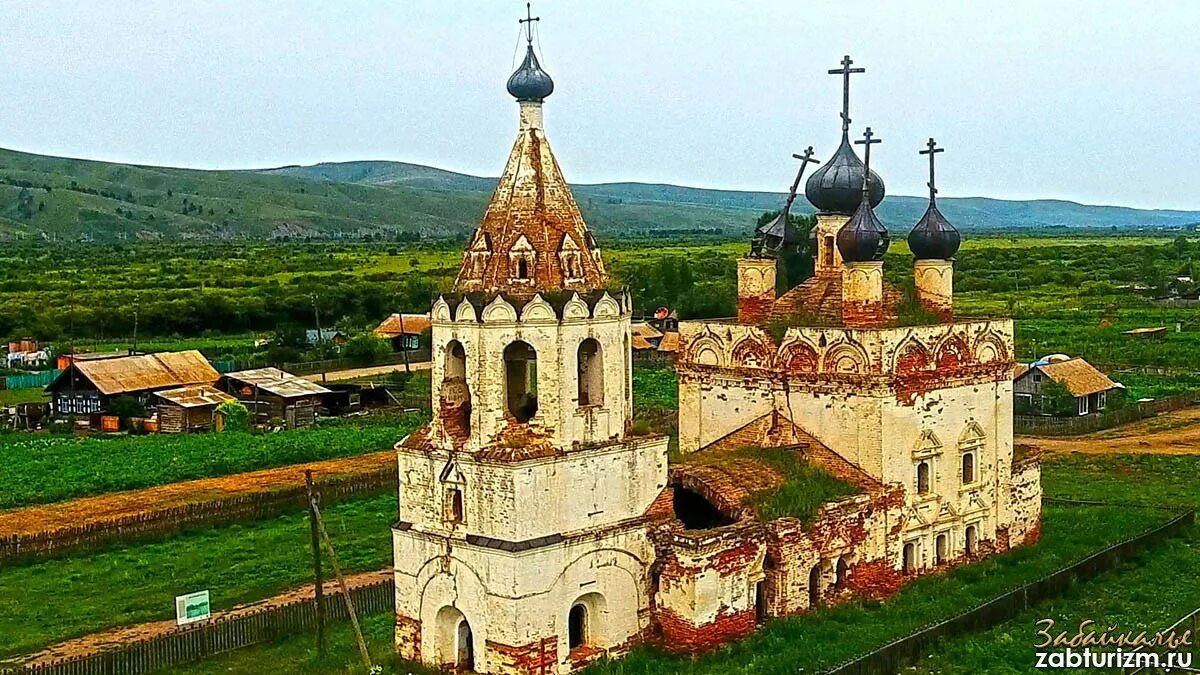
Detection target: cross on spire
<box><xmin>919</xmin><ymin>137</ymin><xmax>945</xmax><ymax>201</ymax></box>
<box><xmin>854</xmin><ymin>127</ymin><xmax>881</xmax><ymax>193</ymax></box>
<box><xmin>828</xmin><ymin>55</ymin><xmax>866</xmax><ymax>135</ymax></box>
<box><xmin>519</xmin><ymin>2</ymin><xmax>539</xmax><ymax>45</ymax></box>
<box><xmin>784</xmin><ymin>146</ymin><xmax>819</xmax><ymax>208</ymax></box>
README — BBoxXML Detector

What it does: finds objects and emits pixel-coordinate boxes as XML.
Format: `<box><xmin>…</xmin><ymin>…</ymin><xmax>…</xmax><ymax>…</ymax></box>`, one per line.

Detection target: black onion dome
<box><xmin>837</xmin><ymin>198</ymin><xmax>890</xmax><ymax>262</ymax></box>
<box><xmin>907</xmin><ymin>201</ymin><xmax>961</xmax><ymax>260</ymax></box>
<box><xmin>507</xmin><ymin>45</ymin><xmax>554</xmax><ymax>102</ymax></box>
<box><xmin>805</xmin><ymin>134</ymin><xmax>885</xmax><ymax>214</ymax></box>
<box><xmin>759</xmin><ymin>207</ymin><xmax>803</xmax><ymax>258</ymax></box>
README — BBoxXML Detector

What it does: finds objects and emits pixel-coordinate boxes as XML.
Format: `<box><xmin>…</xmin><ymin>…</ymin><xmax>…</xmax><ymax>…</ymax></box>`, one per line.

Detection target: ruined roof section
<box><xmin>67</xmin><ymin>350</ymin><xmax>219</xmax><ymax>396</ymax></box>
<box><xmin>1030</xmin><ymin>358</ymin><xmax>1117</xmax><ymax>397</ymax></box>
<box><xmin>221</xmin><ymin>367</ymin><xmax>332</xmax><ymax>398</ymax></box>
<box><xmin>771</xmin><ymin>275</ymin><xmax>903</xmax><ymax>326</ymax></box>
<box><xmin>452</xmin><ymin>105</ymin><xmax>607</xmax><ymax>295</ymax></box>
<box><xmin>153</xmin><ymin>385</ymin><xmax>236</xmax><ymax>408</ymax></box>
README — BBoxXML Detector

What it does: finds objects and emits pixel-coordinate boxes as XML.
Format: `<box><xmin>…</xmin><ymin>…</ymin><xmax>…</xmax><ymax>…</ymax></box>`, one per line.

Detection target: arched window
<box><xmin>834</xmin><ymin>558</ymin><xmax>849</xmax><ymax>591</ymax></box>
<box><xmin>441</xmin><ymin>340</ymin><xmax>470</xmax><ymax>437</ymax></box>
<box><xmin>916</xmin><ymin>461</ymin><xmax>931</xmax><ymax>495</ymax></box>
<box><xmin>503</xmin><ymin>341</ymin><xmax>538</xmax><ymax>422</ymax></box>
<box><xmin>517</xmin><ymin>258</ymin><xmax>529</xmax><ymax>279</ymax></box>
<box><xmin>755</xmin><ymin>580</ymin><xmax>768</xmax><ymax>622</ymax></box>
<box><xmin>962</xmin><ymin>452</ymin><xmax>975</xmax><ymax>485</ymax></box>
<box><xmin>902</xmin><ymin>543</ymin><xmax>917</xmax><ymax>574</ymax></box>
<box><xmin>965</xmin><ymin>525</ymin><xmax>978</xmax><ymax>556</ymax></box>
<box><xmin>449</xmin><ymin>488</ymin><xmax>464</xmax><ymax>523</ymax></box>
<box><xmin>456</xmin><ymin>619</ymin><xmax>474</xmax><ymax>670</ymax></box>
<box><xmin>935</xmin><ymin>533</ymin><xmax>948</xmax><ymax>565</ymax></box>
<box><xmin>568</xmin><ymin>604</ymin><xmax>588</xmax><ymax>649</ymax></box>
<box><xmin>445</xmin><ymin>341</ymin><xmax>466</xmax><ymax>380</ymax></box>
<box><xmin>808</xmin><ymin>564</ymin><xmax>822</xmax><ymax>608</ymax></box>
<box><xmin>577</xmin><ymin>338</ymin><xmax>604</xmax><ymax>407</ymax></box>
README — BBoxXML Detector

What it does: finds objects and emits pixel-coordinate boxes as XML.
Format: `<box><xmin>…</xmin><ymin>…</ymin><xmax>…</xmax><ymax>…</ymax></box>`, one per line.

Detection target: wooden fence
<box><xmin>1015</xmin><ymin>390</ymin><xmax>1200</xmax><ymax>436</ymax></box>
<box><xmin>1124</xmin><ymin>605</ymin><xmax>1200</xmax><ymax>674</ymax></box>
<box><xmin>0</xmin><ymin>466</ymin><xmax>396</xmax><ymax>565</ymax></box>
<box><xmin>823</xmin><ymin>504</ymin><xmax>1195</xmax><ymax>675</ymax></box>
<box><xmin>0</xmin><ymin>575</ymin><xmax>395</xmax><ymax>675</ymax></box>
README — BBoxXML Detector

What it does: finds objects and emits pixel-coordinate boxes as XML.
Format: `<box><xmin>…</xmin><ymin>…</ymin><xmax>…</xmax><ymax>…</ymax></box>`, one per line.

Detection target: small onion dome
<box><xmin>907</xmin><ymin>201</ymin><xmax>961</xmax><ymax>260</ymax></box>
<box><xmin>836</xmin><ymin>197</ymin><xmax>890</xmax><ymax>262</ymax></box>
<box><xmin>507</xmin><ymin>45</ymin><xmax>554</xmax><ymax>102</ymax></box>
<box><xmin>758</xmin><ymin>207</ymin><xmax>803</xmax><ymax>258</ymax></box>
<box><xmin>805</xmin><ymin>134</ymin><xmax>885</xmax><ymax>214</ymax></box>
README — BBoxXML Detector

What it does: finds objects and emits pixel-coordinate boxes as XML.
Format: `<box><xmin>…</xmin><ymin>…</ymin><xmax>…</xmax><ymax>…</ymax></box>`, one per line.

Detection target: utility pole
<box><xmin>399</xmin><ymin>311</ymin><xmax>410</xmax><ymax>374</ymax></box>
<box><xmin>131</xmin><ymin>294</ymin><xmax>140</xmax><ymax>355</ymax></box>
<box><xmin>305</xmin><ymin>470</ymin><xmax>326</xmax><ymax>656</ymax></box>
<box><xmin>310</xmin><ymin>478</ymin><xmax>373</xmax><ymax>671</ymax></box>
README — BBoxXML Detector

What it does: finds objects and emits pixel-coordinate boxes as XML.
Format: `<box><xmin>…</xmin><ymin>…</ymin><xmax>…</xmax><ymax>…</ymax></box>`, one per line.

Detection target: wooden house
<box><xmin>153</xmin><ymin>385</ymin><xmax>236</xmax><ymax>433</ymax></box>
<box><xmin>218</xmin><ymin>367</ymin><xmax>331</xmax><ymax>428</ymax></box>
<box><xmin>373</xmin><ymin>313</ymin><xmax>431</xmax><ymax>351</ymax></box>
<box><xmin>1013</xmin><ymin>357</ymin><xmax>1119</xmax><ymax>416</ymax></box>
<box><xmin>47</xmin><ymin>350</ymin><xmax>219</xmax><ymax>416</ymax></box>
<box><xmin>306</xmin><ymin>329</ymin><xmax>348</xmax><ymax>346</ymax></box>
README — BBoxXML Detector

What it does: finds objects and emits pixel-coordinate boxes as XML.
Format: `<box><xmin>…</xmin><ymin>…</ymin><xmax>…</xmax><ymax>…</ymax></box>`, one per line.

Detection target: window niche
<box><xmin>577</xmin><ymin>338</ymin><xmax>604</xmax><ymax>407</ymax></box>
<box><xmin>504</xmin><ymin>340</ymin><xmax>538</xmax><ymax>422</ymax></box>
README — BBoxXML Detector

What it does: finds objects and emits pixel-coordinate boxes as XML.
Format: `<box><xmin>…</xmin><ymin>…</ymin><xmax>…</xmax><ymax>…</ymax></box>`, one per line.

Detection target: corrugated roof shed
<box><xmin>153</xmin><ymin>385</ymin><xmax>236</xmax><ymax>408</ymax></box>
<box><xmin>1033</xmin><ymin>358</ymin><xmax>1117</xmax><ymax>397</ymax></box>
<box><xmin>657</xmin><ymin>332</ymin><xmax>680</xmax><ymax>353</ymax></box>
<box><xmin>222</xmin><ymin>367</ymin><xmax>332</xmax><ymax>398</ymax></box>
<box><xmin>374</xmin><ymin>313</ymin><xmax>432</xmax><ymax>337</ymax></box>
<box><xmin>631</xmin><ymin>322</ymin><xmax>663</xmax><ymax>340</ymax></box>
<box><xmin>631</xmin><ymin>334</ymin><xmax>656</xmax><ymax>351</ymax></box>
<box><xmin>68</xmin><ymin>350</ymin><xmax>219</xmax><ymax>396</ymax></box>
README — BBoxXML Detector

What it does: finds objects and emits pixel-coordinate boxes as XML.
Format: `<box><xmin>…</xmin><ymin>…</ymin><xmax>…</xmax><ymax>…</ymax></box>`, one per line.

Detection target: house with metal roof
<box><xmin>217</xmin><ymin>367</ymin><xmax>331</xmax><ymax>428</ymax></box>
<box><xmin>152</xmin><ymin>385</ymin><xmax>237</xmax><ymax>433</ymax></box>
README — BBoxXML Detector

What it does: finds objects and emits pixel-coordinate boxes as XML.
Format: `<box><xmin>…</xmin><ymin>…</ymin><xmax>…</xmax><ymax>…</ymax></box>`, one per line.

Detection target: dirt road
<box><xmin>0</xmin><ymin>451</ymin><xmax>395</xmax><ymax>539</ymax></box>
<box><xmin>1019</xmin><ymin>407</ymin><xmax>1200</xmax><ymax>455</ymax></box>
<box><xmin>303</xmin><ymin>360</ymin><xmax>430</xmax><ymax>384</ymax></box>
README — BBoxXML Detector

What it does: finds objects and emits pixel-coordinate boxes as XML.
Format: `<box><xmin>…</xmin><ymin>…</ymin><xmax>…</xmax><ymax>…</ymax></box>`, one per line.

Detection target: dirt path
<box><xmin>1019</xmin><ymin>406</ymin><xmax>1200</xmax><ymax>455</ymax></box>
<box><xmin>0</xmin><ymin>451</ymin><xmax>395</xmax><ymax>538</ymax></box>
<box><xmin>11</xmin><ymin>569</ymin><xmax>390</xmax><ymax>667</ymax></box>
<box><xmin>304</xmin><ymin>360</ymin><xmax>430</xmax><ymax>383</ymax></box>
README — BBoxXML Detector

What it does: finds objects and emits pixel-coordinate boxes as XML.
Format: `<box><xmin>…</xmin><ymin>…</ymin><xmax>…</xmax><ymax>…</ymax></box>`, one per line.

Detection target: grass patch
<box><xmin>0</xmin><ymin>493</ymin><xmax>396</xmax><ymax>660</ymax></box>
<box><xmin>0</xmin><ymin>413</ymin><xmax>426</xmax><ymax>509</ymax></box>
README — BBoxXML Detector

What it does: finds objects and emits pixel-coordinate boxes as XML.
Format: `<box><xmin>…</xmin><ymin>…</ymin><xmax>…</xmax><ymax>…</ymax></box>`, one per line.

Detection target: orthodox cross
<box><xmin>784</xmin><ymin>146</ymin><xmax>819</xmax><ymax>209</ymax></box>
<box><xmin>519</xmin><ymin>3</ymin><xmax>539</xmax><ymax>45</ymax></box>
<box><xmin>920</xmin><ymin>137</ymin><xmax>944</xmax><ymax>201</ymax></box>
<box><xmin>828</xmin><ymin>55</ymin><xmax>865</xmax><ymax>134</ymax></box>
<box><xmin>854</xmin><ymin>127</ymin><xmax>881</xmax><ymax>192</ymax></box>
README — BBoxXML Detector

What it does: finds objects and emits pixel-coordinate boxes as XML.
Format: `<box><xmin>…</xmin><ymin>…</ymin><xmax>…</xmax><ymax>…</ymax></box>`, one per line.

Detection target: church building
<box><xmin>393</xmin><ymin>12</ymin><xmax>1042</xmax><ymax>673</ymax></box>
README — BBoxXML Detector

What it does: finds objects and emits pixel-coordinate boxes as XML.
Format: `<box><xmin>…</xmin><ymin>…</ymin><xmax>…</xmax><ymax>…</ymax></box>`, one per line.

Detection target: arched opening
<box><xmin>823</xmin><ymin>236</ymin><xmax>834</xmax><ymax>267</ymax></box>
<box><xmin>440</xmin><ymin>340</ymin><xmax>471</xmax><ymax>438</ymax></box>
<box><xmin>808</xmin><ymin>564</ymin><xmax>823</xmax><ymax>608</ymax></box>
<box><xmin>503</xmin><ymin>341</ymin><xmax>538</xmax><ymax>422</ymax></box>
<box><xmin>755</xmin><ymin>580</ymin><xmax>768</xmax><ymax>622</ymax></box>
<box><xmin>834</xmin><ymin>558</ymin><xmax>849</xmax><ymax>591</ymax></box>
<box><xmin>916</xmin><ymin>461</ymin><xmax>931</xmax><ymax>495</ymax></box>
<box><xmin>577</xmin><ymin>338</ymin><xmax>604</xmax><ymax>407</ymax></box>
<box><xmin>569</xmin><ymin>603</ymin><xmax>588</xmax><ymax>649</ymax></box>
<box><xmin>902</xmin><ymin>543</ymin><xmax>917</xmax><ymax>574</ymax></box>
<box><xmin>962</xmin><ymin>452</ymin><xmax>975</xmax><ymax>485</ymax></box>
<box><xmin>965</xmin><ymin>525</ymin><xmax>978</xmax><ymax>556</ymax></box>
<box><xmin>935</xmin><ymin>533</ymin><xmax>948</xmax><ymax>565</ymax></box>
<box><xmin>673</xmin><ymin>486</ymin><xmax>733</xmax><ymax>530</ymax></box>
<box><xmin>450</xmin><ymin>488</ymin><xmax>464</xmax><ymax>523</ymax></box>
<box><xmin>435</xmin><ymin>606</ymin><xmax>474</xmax><ymax>671</ymax></box>
<box><xmin>623</xmin><ymin>332</ymin><xmax>631</xmax><ymax>409</ymax></box>
<box><xmin>517</xmin><ymin>257</ymin><xmax>529</xmax><ymax>279</ymax></box>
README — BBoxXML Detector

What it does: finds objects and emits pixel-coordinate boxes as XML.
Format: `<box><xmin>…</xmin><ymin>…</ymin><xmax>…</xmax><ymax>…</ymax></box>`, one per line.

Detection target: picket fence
<box><xmin>824</xmin><ymin>503</ymin><xmax>1195</xmax><ymax>675</ymax></box>
<box><xmin>1015</xmin><ymin>390</ymin><xmax>1200</xmax><ymax>436</ymax></box>
<box><xmin>0</xmin><ymin>466</ymin><xmax>396</xmax><ymax>564</ymax></box>
<box><xmin>0</xmin><ymin>576</ymin><xmax>395</xmax><ymax>675</ymax></box>
<box><xmin>0</xmin><ymin>370</ymin><xmax>61</xmax><ymax>391</ymax></box>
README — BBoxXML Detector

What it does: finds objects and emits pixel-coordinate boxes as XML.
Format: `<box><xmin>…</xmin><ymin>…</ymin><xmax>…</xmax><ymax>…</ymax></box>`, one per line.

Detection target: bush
<box><xmin>344</xmin><ymin>334</ymin><xmax>391</xmax><ymax>366</ymax></box>
<box><xmin>107</xmin><ymin>395</ymin><xmax>146</xmax><ymax>421</ymax></box>
<box><xmin>215</xmin><ymin>400</ymin><xmax>250</xmax><ymax>432</ymax></box>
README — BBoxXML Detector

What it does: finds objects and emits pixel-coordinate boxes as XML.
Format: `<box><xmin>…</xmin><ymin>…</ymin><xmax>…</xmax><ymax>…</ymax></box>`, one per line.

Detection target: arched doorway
<box><xmin>834</xmin><ymin>558</ymin><xmax>849</xmax><ymax>592</ymax></box>
<box><xmin>965</xmin><ymin>525</ymin><xmax>978</xmax><ymax>556</ymax></box>
<box><xmin>569</xmin><ymin>603</ymin><xmax>588</xmax><ymax>649</ymax></box>
<box><xmin>577</xmin><ymin>338</ymin><xmax>604</xmax><ymax>406</ymax></box>
<box><xmin>935</xmin><ymin>533</ymin><xmax>948</xmax><ymax>565</ymax></box>
<box><xmin>503</xmin><ymin>341</ymin><xmax>538</xmax><ymax>422</ymax></box>
<box><xmin>755</xmin><ymin>580</ymin><xmax>768</xmax><ymax>622</ymax></box>
<box><xmin>902</xmin><ymin>543</ymin><xmax>917</xmax><ymax>574</ymax></box>
<box><xmin>440</xmin><ymin>340</ymin><xmax>471</xmax><ymax>437</ymax></box>
<box><xmin>808</xmin><ymin>564</ymin><xmax>823</xmax><ymax>608</ymax></box>
<box><xmin>435</xmin><ymin>606</ymin><xmax>474</xmax><ymax>671</ymax></box>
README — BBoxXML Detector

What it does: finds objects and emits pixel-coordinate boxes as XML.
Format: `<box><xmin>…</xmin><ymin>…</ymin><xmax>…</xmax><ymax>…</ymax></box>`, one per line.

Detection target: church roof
<box><xmin>507</xmin><ymin>45</ymin><xmax>554</xmax><ymax>102</ymax></box>
<box><xmin>805</xmin><ymin>133</ymin><xmax>885</xmax><ymax>215</ymax></box>
<box><xmin>452</xmin><ymin>68</ymin><xmax>606</xmax><ymax>295</ymax></box>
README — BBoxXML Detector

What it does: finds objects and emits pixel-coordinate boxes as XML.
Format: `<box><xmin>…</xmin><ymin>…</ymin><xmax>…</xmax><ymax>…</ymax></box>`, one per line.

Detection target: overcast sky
<box><xmin>0</xmin><ymin>1</ymin><xmax>1196</xmax><ymax>210</ymax></box>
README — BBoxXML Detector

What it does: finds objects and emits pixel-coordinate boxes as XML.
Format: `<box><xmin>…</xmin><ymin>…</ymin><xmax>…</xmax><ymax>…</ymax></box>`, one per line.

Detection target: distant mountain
<box><xmin>0</xmin><ymin>147</ymin><xmax>1195</xmax><ymax>243</ymax></box>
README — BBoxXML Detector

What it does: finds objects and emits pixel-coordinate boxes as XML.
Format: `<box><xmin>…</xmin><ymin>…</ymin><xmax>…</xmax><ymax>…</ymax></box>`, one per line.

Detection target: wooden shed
<box><xmin>47</xmin><ymin>350</ymin><xmax>219</xmax><ymax>416</ymax></box>
<box><xmin>218</xmin><ymin>367</ymin><xmax>331</xmax><ymax>429</ymax></box>
<box><xmin>153</xmin><ymin>385</ymin><xmax>236</xmax><ymax>433</ymax></box>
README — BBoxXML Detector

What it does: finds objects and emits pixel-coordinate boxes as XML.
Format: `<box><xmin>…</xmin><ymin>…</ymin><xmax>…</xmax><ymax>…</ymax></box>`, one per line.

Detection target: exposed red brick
<box><xmin>394</xmin><ymin>614</ymin><xmax>421</xmax><ymax>662</ymax></box>
<box><xmin>738</xmin><ymin>295</ymin><xmax>774</xmax><ymax>325</ymax></box>
<box><xmin>845</xmin><ymin>558</ymin><xmax>905</xmax><ymax>600</ymax></box>
<box><xmin>657</xmin><ymin>606</ymin><xmax>757</xmax><ymax>653</ymax></box>
<box><xmin>486</xmin><ymin>636</ymin><xmax>558</xmax><ymax>674</ymax></box>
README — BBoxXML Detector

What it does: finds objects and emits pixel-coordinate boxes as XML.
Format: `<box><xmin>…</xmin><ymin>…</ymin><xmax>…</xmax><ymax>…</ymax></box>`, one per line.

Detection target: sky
<box><xmin>0</xmin><ymin>1</ymin><xmax>1197</xmax><ymax>210</ymax></box>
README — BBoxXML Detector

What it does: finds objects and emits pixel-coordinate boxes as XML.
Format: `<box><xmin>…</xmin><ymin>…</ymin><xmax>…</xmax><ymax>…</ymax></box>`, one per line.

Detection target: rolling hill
<box><xmin>0</xmin><ymin>147</ymin><xmax>1196</xmax><ymax>243</ymax></box>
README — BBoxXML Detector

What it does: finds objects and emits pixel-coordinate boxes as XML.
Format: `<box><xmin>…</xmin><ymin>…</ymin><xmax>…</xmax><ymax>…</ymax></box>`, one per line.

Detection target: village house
<box><xmin>374</xmin><ymin>313</ymin><xmax>431</xmax><ymax>351</ymax></box>
<box><xmin>305</xmin><ymin>328</ymin><xmax>348</xmax><ymax>347</ymax></box>
<box><xmin>152</xmin><ymin>385</ymin><xmax>236</xmax><ymax>433</ymax></box>
<box><xmin>217</xmin><ymin>367</ymin><xmax>330</xmax><ymax>428</ymax></box>
<box><xmin>46</xmin><ymin>350</ymin><xmax>219</xmax><ymax>416</ymax></box>
<box><xmin>391</xmin><ymin>20</ymin><xmax>1041</xmax><ymax>674</ymax></box>
<box><xmin>1013</xmin><ymin>356</ymin><xmax>1119</xmax><ymax>416</ymax></box>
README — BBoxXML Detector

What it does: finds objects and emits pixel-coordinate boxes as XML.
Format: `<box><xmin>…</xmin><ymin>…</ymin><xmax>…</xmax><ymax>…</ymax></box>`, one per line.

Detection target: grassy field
<box><xmin>146</xmin><ymin>454</ymin><xmax>1196</xmax><ymax>674</ymax></box>
<box><xmin>0</xmin><ymin>413</ymin><xmax>425</xmax><ymax>509</ymax></box>
<box><xmin>0</xmin><ymin>493</ymin><xmax>396</xmax><ymax>660</ymax></box>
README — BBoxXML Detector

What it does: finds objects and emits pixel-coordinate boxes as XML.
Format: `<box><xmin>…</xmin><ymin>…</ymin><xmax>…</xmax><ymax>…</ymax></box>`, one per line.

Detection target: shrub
<box><xmin>215</xmin><ymin>400</ymin><xmax>250</xmax><ymax>432</ymax></box>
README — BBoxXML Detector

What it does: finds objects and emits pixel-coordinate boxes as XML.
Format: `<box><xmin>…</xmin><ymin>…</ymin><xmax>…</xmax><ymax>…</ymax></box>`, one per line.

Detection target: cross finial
<box><xmin>519</xmin><ymin>2</ymin><xmax>540</xmax><ymax>45</ymax></box>
<box><xmin>828</xmin><ymin>54</ymin><xmax>866</xmax><ymax>135</ymax></box>
<box><xmin>784</xmin><ymin>146</ymin><xmax>819</xmax><ymax>208</ymax></box>
<box><xmin>919</xmin><ymin>137</ymin><xmax>945</xmax><ymax>201</ymax></box>
<box><xmin>854</xmin><ymin>127</ymin><xmax>882</xmax><ymax>192</ymax></box>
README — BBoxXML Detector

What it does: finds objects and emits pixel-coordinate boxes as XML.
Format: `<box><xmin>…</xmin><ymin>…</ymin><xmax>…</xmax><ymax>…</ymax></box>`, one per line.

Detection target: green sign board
<box><xmin>175</xmin><ymin>590</ymin><xmax>211</xmax><ymax>626</ymax></box>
